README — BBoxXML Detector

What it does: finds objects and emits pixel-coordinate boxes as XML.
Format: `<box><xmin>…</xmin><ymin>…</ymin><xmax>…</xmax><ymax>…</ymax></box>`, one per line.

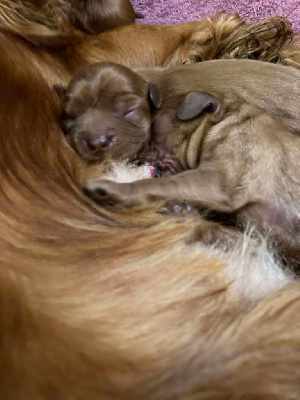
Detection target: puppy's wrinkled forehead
<box><xmin>65</xmin><ymin>62</ymin><xmax>148</xmax><ymax>115</ymax></box>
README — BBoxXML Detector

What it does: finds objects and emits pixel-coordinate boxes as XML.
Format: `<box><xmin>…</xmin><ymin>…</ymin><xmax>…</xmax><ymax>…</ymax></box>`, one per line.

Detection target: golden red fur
<box><xmin>0</xmin><ymin>2</ymin><xmax>300</xmax><ymax>399</ymax></box>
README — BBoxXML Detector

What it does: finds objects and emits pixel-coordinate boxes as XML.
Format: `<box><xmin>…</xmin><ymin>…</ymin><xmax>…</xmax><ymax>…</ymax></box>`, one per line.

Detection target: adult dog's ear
<box><xmin>148</xmin><ymin>83</ymin><xmax>162</xmax><ymax>109</ymax></box>
<box><xmin>176</xmin><ymin>91</ymin><xmax>223</xmax><ymax>122</ymax></box>
<box><xmin>53</xmin><ymin>84</ymin><xmax>67</xmax><ymax>103</ymax></box>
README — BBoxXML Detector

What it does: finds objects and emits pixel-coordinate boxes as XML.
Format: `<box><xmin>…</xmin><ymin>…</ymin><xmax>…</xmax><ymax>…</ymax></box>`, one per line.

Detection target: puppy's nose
<box><xmin>85</xmin><ymin>132</ymin><xmax>117</xmax><ymax>153</ymax></box>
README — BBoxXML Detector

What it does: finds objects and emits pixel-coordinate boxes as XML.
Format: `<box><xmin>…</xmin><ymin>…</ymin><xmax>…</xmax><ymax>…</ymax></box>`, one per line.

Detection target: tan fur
<box><xmin>0</xmin><ymin>1</ymin><xmax>300</xmax><ymax>399</ymax></box>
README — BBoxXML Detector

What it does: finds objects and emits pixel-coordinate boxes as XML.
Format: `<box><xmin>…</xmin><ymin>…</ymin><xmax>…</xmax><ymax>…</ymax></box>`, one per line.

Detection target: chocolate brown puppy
<box><xmin>57</xmin><ymin>61</ymin><xmax>243</xmax><ymax>247</ymax></box>
<box><xmin>57</xmin><ymin>62</ymin><xmax>161</xmax><ymax>162</ymax></box>
<box><xmin>85</xmin><ymin>59</ymin><xmax>300</xmax><ymax>258</ymax></box>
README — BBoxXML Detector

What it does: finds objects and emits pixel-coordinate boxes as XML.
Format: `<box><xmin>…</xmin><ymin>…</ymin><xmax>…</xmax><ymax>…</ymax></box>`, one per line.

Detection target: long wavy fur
<box><xmin>168</xmin><ymin>13</ymin><xmax>300</xmax><ymax>68</ymax></box>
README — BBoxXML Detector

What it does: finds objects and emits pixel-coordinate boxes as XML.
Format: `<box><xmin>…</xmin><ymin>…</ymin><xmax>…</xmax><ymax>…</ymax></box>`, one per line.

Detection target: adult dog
<box><xmin>0</xmin><ymin>1</ymin><xmax>300</xmax><ymax>399</ymax></box>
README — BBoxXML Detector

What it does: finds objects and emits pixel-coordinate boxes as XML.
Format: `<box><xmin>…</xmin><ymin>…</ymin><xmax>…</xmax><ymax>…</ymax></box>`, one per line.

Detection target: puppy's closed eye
<box><xmin>115</xmin><ymin>96</ymin><xmax>143</xmax><ymax>117</ymax></box>
<box><xmin>124</xmin><ymin>108</ymin><xmax>139</xmax><ymax>118</ymax></box>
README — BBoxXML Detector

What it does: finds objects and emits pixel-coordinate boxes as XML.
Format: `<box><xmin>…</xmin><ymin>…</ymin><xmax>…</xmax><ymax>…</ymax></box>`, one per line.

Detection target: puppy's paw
<box><xmin>83</xmin><ymin>179</ymin><xmax>126</xmax><ymax>206</ymax></box>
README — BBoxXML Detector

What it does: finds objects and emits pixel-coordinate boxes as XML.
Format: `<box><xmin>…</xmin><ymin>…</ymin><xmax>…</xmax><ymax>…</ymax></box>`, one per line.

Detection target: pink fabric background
<box><xmin>132</xmin><ymin>0</ymin><xmax>300</xmax><ymax>31</ymax></box>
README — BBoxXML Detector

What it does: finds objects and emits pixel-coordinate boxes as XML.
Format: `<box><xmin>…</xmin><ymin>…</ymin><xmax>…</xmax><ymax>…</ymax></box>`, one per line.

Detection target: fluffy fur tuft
<box><xmin>167</xmin><ymin>13</ymin><xmax>300</xmax><ymax>68</ymax></box>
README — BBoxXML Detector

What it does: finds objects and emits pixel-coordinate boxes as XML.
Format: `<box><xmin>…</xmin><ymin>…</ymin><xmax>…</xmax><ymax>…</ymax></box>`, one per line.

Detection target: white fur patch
<box><xmin>223</xmin><ymin>234</ymin><xmax>294</xmax><ymax>302</ymax></box>
<box><xmin>102</xmin><ymin>161</ymin><xmax>153</xmax><ymax>183</ymax></box>
<box><xmin>103</xmin><ymin>162</ymin><xmax>294</xmax><ymax>302</ymax></box>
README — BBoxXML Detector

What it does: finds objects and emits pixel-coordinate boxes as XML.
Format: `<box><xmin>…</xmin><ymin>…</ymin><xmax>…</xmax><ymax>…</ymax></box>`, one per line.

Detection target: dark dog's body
<box><xmin>22</xmin><ymin>0</ymin><xmax>137</xmax><ymax>35</ymax></box>
<box><xmin>83</xmin><ymin>60</ymin><xmax>300</xmax><ymax>259</ymax></box>
<box><xmin>70</xmin><ymin>0</ymin><xmax>136</xmax><ymax>34</ymax></box>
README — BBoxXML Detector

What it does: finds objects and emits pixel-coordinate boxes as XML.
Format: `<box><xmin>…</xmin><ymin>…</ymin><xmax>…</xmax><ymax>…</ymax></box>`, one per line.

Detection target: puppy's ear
<box><xmin>53</xmin><ymin>84</ymin><xmax>67</xmax><ymax>103</ymax></box>
<box><xmin>148</xmin><ymin>83</ymin><xmax>162</xmax><ymax>109</ymax></box>
<box><xmin>176</xmin><ymin>91</ymin><xmax>223</xmax><ymax>122</ymax></box>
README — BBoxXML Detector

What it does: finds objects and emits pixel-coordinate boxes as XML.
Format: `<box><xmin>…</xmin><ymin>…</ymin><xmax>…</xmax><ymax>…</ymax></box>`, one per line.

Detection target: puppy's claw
<box><xmin>161</xmin><ymin>200</ymin><xmax>200</xmax><ymax>218</ymax></box>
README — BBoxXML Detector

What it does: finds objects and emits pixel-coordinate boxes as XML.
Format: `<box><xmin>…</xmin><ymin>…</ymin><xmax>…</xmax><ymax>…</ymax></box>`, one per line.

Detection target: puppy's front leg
<box><xmin>84</xmin><ymin>169</ymin><xmax>235</xmax><ymax>213</ymax></box>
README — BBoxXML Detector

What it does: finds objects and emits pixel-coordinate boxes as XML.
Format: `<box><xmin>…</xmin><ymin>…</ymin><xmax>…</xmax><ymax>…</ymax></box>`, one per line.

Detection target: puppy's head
<box><xmin>146</xmin><ymin>91</ymin><xmax>224</xmax><ymax>174</ymax></box>
<box><xmin>55</xmin><ymin>62</ymin><xmax>161</xmax><ymax>162</ymax></box>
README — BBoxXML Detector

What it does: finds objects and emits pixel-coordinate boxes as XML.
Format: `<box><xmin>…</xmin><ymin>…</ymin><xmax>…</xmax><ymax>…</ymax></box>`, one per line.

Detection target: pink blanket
<box><xmin>132</xmin><ymin>0</ymin><xmax>300</xmax><ymax>31</ymax></box>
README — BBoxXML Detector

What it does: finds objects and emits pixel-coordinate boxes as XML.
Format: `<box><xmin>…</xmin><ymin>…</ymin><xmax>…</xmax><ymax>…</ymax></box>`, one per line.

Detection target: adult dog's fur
<box><xmin>1</xmin><ymin>1</ymin><xmax>300</xmax><ymax>399</ymax></box>
<box><xmin>68</xmin><ymin>0</ymin><xmax>137</xmax><ymax>34</ymax></box>
<box><xmin>3</xmin><ymin>0</ymin><xmax>137</xmax><ymax>37</ymax></box>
